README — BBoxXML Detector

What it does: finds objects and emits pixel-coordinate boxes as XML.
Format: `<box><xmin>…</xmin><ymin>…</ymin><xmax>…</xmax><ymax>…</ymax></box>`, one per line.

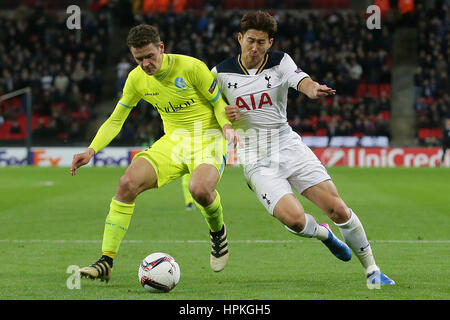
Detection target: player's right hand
<box><xmin>225</xmin><ymin>104</ymin><xmax>240</xmax><ymax>122</ymax></box>
<box><xmin>222</xmin><ymin>124</ymin><xmax>242</xmax><ymax>148</ymax></box>
<box><xmin>71</xmin><ymin>148</ymin><xmax>95</xmax><ymax>176</ymax></box>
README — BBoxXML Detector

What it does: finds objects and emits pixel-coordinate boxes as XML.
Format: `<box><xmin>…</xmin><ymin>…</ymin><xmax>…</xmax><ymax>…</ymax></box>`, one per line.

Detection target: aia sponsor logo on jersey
<box><xmin>236</xmin><ymin>93</ymin><xmax>273</xmax><ymax>110</ymax></box>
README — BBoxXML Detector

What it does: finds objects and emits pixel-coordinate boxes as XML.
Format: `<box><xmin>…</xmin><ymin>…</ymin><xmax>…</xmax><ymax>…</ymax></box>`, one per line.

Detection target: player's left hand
<box><xmin>222</xmin><ymin>124</ymin><xmax>242</xmax><ymax>148</ymax></box>
<box><xmin>314</xmin><ymin>84</ymin><xmax>336</xmax><ymax>98</ymax></box>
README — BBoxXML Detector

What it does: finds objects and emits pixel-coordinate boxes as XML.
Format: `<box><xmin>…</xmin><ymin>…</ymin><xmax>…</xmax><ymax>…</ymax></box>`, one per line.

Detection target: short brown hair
<box><xmin>127</xmin><ymin>24</ymin><xmax>160</xmax><ymax>48</ymax></box>
<box><xmin>240</xmin><ymin>11</ymin><xmax>277</xmax><ymax>38</ymax></box>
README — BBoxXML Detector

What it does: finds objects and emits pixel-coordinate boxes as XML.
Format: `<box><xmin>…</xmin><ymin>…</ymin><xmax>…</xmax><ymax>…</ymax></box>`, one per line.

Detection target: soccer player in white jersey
<box><xmin>212</xmin><ymin>11</ymin><xmax>394</xmax><ymax>287</ymax></box>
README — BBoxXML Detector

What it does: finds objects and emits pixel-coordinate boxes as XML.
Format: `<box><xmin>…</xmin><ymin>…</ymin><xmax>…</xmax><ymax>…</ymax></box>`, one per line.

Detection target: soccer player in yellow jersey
<box><xmin>71</xmin><ymin>24</ymin><xmax>240</xmax><ymax>282</ymax></box>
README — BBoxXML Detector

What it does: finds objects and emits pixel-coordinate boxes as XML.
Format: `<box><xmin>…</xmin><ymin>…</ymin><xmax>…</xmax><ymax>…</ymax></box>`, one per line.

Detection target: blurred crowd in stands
<box><xmin>118</xmin><ymin>0</ymin><xmax>394</xmax><ymax>146</ymax></box>
<box><xmin>0</xmin><ymin>2</ymin><xmax>110</xmax><ymax>144</ymax></box>
<box><xmin>414</xmin><ymin>0</ymin><xmax>450</xmax><ymax>146</ymax></box>
<box><xmin>0</xmin><ymin>0</ymin><xmax>448</xmax><ymax>148</ymax></box>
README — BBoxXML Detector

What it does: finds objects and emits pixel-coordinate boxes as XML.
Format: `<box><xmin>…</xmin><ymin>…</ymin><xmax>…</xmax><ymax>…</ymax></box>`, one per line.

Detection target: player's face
<box><xmin>238</xmin><ymin>29</ymin><xmax>273</xmax><ymax>69</ymax></box>
<box><xmin>130</xmin><ymin>42</ymin><xmax>165</xmax><ymax>75</ymax></box>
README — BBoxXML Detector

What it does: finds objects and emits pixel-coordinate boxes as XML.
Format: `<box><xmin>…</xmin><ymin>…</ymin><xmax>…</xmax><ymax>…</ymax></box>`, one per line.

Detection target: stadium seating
<box><xmin>414</xmin><ymin>1</ymin><xmax>449</xmax><ymax>146</ymax></box>
<box><xmin>310</xmin><ymin>0</ymin><xmax>350</xmax><ymax>9</ymax></box>
<box><xmin>0</xmin><ymin>1</ymin><xmax>397</xmax><ymax>147</ymax></box>
<box><xmin>0</xmin><ymin>2</ymin><xmax>106</xmax><ymax>144</ymax></box>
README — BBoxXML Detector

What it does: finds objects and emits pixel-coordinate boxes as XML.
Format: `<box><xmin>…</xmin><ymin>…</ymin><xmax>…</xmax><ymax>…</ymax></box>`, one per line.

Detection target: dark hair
<box><xmin>240</xmin><ymin>11</ymin><xmax>278</xmax><ymax>38</ymax></box>
<box><xmin>127</xmin><ymin>24</ymin><xmax>160</xmax><ymax>48</ymax></box>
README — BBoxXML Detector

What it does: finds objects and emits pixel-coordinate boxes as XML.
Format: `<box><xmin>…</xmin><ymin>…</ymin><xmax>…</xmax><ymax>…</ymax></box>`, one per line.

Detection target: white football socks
<box><xmin>284</xmin><ymin>210</ymin><xmax>380</xmax><ymax>276</ymax></box>
<box><xmin>335</xmin><ymin>209</ymin><xmax>379</xmax><ymax>275</ymax></box>
<box><xmin>285</xmin><ymin>213</ymin><xmax>329</xmax><ymax>241</ymax></box>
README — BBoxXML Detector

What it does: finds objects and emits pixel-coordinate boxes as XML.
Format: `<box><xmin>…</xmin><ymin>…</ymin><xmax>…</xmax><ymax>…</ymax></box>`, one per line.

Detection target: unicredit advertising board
<box><xmin>313</xmin><ymin>147</ymin><xmax>448</xmax><ymax>167</ymax></box>
<box><xmin>0</xmin><ymin>147</ymin><xmax>448</xmax><ymax>167</ymax></box>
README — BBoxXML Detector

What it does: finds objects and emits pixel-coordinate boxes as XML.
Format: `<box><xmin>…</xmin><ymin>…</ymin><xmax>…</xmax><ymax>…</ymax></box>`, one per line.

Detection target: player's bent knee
<box><xmin>328</xmin><ymin>200</ymin><xmax>350</xmax><ymax>224</ymax></box>
<box><xmin>283</xmin><ymin>214</ymin><xmax>305</xmax><ymax>233</ymax></box>
<box><xmin>274</xmin><ymin>199</ymin><xmax>306</xmax><ymax>232</ymax></box>
<box><xmin>117</xmin><ymin>174</ymin><xmax>141</xmax><ymax>200</ymax></box>
<box><xmin>189</xmin><ymin>183</ymin><xmax>213</xmax><ymax>206</ymax></box>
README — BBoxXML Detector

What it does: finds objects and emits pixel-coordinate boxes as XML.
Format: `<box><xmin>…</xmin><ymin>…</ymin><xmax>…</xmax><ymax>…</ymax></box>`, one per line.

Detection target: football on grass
<box><xmin>138</xmin><ymin>252</ymin><xmax>180</xmax><ymax>292</ymax></box>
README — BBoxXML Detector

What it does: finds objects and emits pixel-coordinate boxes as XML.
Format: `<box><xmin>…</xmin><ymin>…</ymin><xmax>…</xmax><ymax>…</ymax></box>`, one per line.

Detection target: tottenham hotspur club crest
<box><xmin>261</xmin><ymin>193</ymin><xmax>271</xmax><ymax>205</ymax></box>
<box><xmin>265</xmin><ymin>74</ymin><xmax>271</xmax><ymax>88</ymax></box>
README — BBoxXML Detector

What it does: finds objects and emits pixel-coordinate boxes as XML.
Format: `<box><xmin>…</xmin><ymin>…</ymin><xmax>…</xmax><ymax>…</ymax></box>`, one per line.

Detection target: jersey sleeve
<box><xmin>118</xmin><ymin>70</ymin><xmax>141</xmax><ymax>109</ymax></box>
<box><xmin>210</xmin><ymin>66</ymin><xmax>229</xmax><ymax>104</ymax></box>
<box><xmin>279</xmin><ymin>53</ymin><xmax>310</xmax><ymax>90</ymax></box>
<box><xmin>189</xmin><ymin>60</ymin><xmax>231</xmax><ymax>128</ymax></box>
<box><xmin>88</xmin><ymin>103</ymin><xmax>132</xmax><ymax>153</ymax></box>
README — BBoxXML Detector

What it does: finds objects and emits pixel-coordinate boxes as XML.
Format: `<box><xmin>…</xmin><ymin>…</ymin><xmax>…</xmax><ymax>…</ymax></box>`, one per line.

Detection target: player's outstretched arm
<box><xmin>298</xmin><ymin>77</ymin><xmax>336</xmax><ymax>99</ymax></box>
<box><xmin>225</xmin><ymin>104</ymin><xmax>240</xmax><ymax>122</ymax></box>
<box><xmin>70</xmin><ymin>103</ymin><xmax>132</xmax><ymax>176</ymax></box>
<box><xmin>71</xmin><ymin>148</ymin><xmax>95</xmax><ymax>176</ymax></box>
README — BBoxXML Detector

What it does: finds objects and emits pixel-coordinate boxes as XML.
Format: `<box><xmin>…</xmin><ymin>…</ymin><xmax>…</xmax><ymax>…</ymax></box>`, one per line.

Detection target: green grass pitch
<box><xmin>0</xmin><ymin>166</ymin><xmax>449</xmax><ymax>300</ymax></box>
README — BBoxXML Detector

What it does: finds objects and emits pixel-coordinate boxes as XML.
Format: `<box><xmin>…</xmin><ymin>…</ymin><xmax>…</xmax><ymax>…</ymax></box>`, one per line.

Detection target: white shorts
<box><xmin>241</xmin><ymin>130</ymin><xmax>331</xmax><ymax>215</ymax></box>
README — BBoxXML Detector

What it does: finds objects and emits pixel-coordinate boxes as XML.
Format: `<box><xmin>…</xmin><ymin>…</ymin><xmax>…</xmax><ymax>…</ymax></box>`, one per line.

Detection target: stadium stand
<box><xmin>414</xmin><ymin>0</ymin><xmax>450</xmax><ymax>146</ymax></box>
<box><xmin>123</xmin><ymin>3</ymin><xmax>394</xmax><ymax>146</ymax></box>
<box><xmin>2</xmin><ymin>0</ymin><xmax>444</xmax><ymax>148</ymax></box>
<box><xmin>0</xmin><ymin>1</ymin><xmax>108</xmax><ymax>144</ymax></box>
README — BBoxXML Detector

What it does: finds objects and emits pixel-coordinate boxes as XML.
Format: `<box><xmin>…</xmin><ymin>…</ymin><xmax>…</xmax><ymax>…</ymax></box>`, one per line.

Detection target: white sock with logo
<box><xmin>335</xmin><ymin>209</ymin><xmax>379</xmax><ymax>275</ymax></box>
<box><xmin>285</xmin><ymin>213</ymin><xmax>329</xmax><ymax>241</ymax></box>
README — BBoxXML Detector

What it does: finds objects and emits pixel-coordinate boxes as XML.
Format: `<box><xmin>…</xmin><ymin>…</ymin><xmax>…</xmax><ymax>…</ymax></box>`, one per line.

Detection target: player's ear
<box><xmin>268</xmin><ymin>37</ymin><xmax>274</xmax><ymax>49</ymax></box>
<box><xmin>159</xmin><ymin>41</ymin><xmax>164</xmax><ymax>54</ymax></box>
<box><xmin>237</xmin><ymin>32</ymin><xmax>243</xmax><ymax>44</ymax></box>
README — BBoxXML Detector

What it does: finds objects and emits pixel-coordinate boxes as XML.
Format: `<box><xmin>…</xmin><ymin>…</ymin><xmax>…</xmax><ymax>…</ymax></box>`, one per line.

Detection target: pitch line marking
<box><xmin>0</xmin><ymin>239</ymin><xmax>449</xmax><ymax>244</ymax></box>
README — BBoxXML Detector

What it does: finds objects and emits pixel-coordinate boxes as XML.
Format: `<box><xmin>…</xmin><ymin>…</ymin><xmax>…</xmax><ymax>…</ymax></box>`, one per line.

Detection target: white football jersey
<box><xmin>213</xmin><ymin>52</ymin><xmax>331</xmax><ymax>213</ymax></box>
<box><xmin>212</xmin><ymin>51</ymin><xmax>309</xmax><ymax>130</ymax></box>
<box><xmin>212</xmin><ymin>51</ymin><xmax>310</xmax><ymax>158</ymax></box>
